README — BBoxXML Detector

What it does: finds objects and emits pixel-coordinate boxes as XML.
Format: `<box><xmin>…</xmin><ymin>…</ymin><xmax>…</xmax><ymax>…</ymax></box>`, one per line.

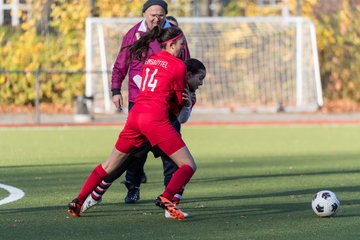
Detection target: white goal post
<box><xmin>85</xmin><ymin>17</ymin><xmax>323</xmax><ymax>113</ymax></box>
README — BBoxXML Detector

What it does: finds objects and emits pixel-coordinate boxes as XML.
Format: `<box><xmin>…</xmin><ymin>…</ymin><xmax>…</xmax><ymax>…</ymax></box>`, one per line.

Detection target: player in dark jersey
<box><xmin>67</xmin><ymin>27</ymin><xmax>201</xmax><ymax>220</ymax></box>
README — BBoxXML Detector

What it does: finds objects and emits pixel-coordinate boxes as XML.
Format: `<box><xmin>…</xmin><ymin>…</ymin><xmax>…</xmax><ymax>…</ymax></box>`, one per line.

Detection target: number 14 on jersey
<box><xmin>142</xmin><ymin>68</ymin><xmax>158</xmax><ymax>92</ymax></box>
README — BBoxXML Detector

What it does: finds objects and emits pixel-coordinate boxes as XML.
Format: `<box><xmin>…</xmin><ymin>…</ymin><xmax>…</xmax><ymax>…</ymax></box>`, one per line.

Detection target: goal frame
<box><xmin>85</xmin><ymin>16</ymin><xmax>323</xmax><ymax>113</ymax></box>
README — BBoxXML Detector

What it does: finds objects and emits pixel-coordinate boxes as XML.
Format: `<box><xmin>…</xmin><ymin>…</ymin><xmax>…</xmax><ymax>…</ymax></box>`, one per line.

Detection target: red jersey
<box><xmin>116</xmin><ymin>50</ymin><xmax>187</xmax><ymax>155</ymax></box>
<box><xmin>134</xmin><ymin>50</ymin><xmax>186</xmax><ymax>115</ymax></box>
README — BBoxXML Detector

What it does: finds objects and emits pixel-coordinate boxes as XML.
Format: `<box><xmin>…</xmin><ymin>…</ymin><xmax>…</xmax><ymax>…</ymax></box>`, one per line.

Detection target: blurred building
<box><xmin>0</xmin><ymin>0</ymin><xmax>31</xmax><ymax>26</ymax></box>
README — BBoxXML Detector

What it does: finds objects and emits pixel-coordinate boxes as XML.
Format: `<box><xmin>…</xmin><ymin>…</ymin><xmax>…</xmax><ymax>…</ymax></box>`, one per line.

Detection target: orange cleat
<box><xmin>67</xmin><ymin>198</ymin><xmax>81</xmax><ymax>217</ymax></box>
<box><xmin>155</xmin><ymin>195</ymin><xmax>185</xmax><ymax>220</ymax></box>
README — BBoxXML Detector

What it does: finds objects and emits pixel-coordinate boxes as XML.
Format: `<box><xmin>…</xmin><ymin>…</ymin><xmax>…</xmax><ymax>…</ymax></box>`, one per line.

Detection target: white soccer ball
<box><xmin>311</xmin><ymin>190</ymin><xmax>340</xmax><ymax>217</ymax></box>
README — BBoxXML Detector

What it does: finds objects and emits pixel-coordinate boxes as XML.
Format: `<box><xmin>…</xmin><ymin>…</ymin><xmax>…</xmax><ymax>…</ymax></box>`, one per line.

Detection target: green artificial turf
<box><xmin>0</xmin><ymin>125</ymin><xmax>360</xmax><ymax>240</ymax></box>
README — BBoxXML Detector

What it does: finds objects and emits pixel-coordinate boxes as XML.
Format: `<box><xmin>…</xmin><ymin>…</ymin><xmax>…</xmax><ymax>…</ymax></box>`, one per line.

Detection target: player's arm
<box><xmin>177</xmin><ymin>89</ymin><xmax>196</xmax><ymax>124</ymax></box>
<box><xmin>173</xmin><ymin>64</ymin><xmax>187</xmax><ymax>107</ymax></box>
<box><xmin>111</xmin><ymin>33</ymin><xmax>133</xmax><ymax>109</ymax></box>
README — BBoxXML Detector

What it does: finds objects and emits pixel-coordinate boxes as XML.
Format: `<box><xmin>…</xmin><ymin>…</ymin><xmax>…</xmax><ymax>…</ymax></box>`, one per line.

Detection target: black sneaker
<box><xmin>124</xmin><ymin>181</ymin><xmax>140</xmax><ymax>204</ymax></box>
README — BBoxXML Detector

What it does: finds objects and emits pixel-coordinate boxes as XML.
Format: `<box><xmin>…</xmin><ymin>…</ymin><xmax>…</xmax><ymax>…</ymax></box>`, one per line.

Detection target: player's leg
<box><xmin>162</xmin><ymin>119</ymin><xmax>180</xmax><ymax>186</ymax></box>
<box><xmin>68</xmin><ymin>147</ymin><xmax>130</xmax><ymax>217</ymax></box>
<box><xmin>81</xmin><ymin>147</ymin><xmax>144</xmax><ymax>212</ymax></box>
<box><xmin>120</xmin><ymin>101</ymin><xmax>150</xmax><ymax>203</ymax></box>
<box><xmin>151</xmin><ymin>119</ymin><xmax>189</xmax><ymax>218</ymax></box>
<box><xmin>68</xmin><ymin>120</ymin><xmax>143</xmax><ymax>217</ymax></box>
<box><xmin>163</xmin><ymin>119</ymin><xmax>184</xmax><ymax>202</ymax></box>
<box><xmin>153</xmin><ymin>119</ymin><xmax>184</xmax><ymax>199</ymax></box>
<box><xmin>154</xmin><ymin>139</ymin><xmax>196</xmax><ymax>220</ymax></box>
<box><xmin>161</xmin><ymin>145</ymin><xmax>196</xmax><ymax>199</ymax></box>
<box><xmin>161</xmin><ymin>155</ymin><xmax>192</xmax><ymax>218</ymax></box>
<box><xmin>152</xmin><ymin>145</ymin><xmax>188</xmax><ymax>218</ymax></box>
<box><xmin>139</xmin><ymin>113</ymin><xmax>195</xmax><ymax>219</ymax></box>
<box><xmin>162</xmin><ymin>155</ymin><xmax>178</xmax><ymax>189</ymax></box>
<box><xmin>123</xmin><ymin>141</ymin><xmax>152</xmax><ymax>203</ymax></box>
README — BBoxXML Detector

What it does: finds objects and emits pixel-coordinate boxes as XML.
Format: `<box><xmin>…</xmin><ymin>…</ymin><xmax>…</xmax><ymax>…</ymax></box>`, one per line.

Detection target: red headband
<box><xmin>160</xmin><ymin>33</ymin><xmax>183</xmax><ymax>45</ymax></box>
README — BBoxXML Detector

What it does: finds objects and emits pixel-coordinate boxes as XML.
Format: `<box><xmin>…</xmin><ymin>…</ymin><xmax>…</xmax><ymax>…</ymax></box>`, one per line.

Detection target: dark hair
<box><xmin>166</xmin><ymin>16</ymin><xmax>178</xmax><ymax>26</ymax></box>
<box><xmin>128</xmin><ymin>26</ymin><xmax>183</xmax><ymax>62</ymax></box>
<box><xmin>184</xmin><ymin>58</ymin><xmax>206</xmax><ymax>75</ymax></box>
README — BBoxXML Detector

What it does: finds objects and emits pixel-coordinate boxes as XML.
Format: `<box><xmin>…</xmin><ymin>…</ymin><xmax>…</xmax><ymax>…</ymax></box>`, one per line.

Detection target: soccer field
<box><xmin>1</xmin><ymin>125</ymin><xmax>360</xmax><ymax>240</ymax></box>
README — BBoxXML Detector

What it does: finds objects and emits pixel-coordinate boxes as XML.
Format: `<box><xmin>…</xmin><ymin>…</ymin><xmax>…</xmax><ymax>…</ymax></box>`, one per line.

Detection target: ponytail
<box><xmin>127</xmin><ymin>26</ymin><xmax>161</xmax><ymax>62</ymax></box>
<box><xmin>125</xmin><ymin>26</ymin><xmax>184</xmax><ymax>63</ymax></box>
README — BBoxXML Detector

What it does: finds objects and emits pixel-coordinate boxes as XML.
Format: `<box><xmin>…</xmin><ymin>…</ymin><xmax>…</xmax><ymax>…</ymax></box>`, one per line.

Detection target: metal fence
<box><xmin>0</xmin><ymin>70</ymin><xmax>97</xmax><ymax>124</ymax></box>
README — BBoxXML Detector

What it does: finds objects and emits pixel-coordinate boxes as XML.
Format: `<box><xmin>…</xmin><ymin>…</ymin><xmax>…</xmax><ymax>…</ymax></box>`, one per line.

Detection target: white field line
<box><xmin>0</xmin><ymin>183</ymin><xmax>25</xmax><ymax>206</ymax></box>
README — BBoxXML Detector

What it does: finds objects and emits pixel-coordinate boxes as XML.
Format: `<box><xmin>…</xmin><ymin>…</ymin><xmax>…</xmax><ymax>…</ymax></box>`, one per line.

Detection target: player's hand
<box><xmin>190</xmin><ymin>92</ymin><xmax>196</xmax><ymax>104</ymax></box>
<box><xmin>112</xmin><ymin>93</ymin><xmax>123</xmax><ymax>110</ymax></box>
<box><xmin>182</xmin><ymin>89</ymin><xmax>191</xmax><ymax>107</ymax></box>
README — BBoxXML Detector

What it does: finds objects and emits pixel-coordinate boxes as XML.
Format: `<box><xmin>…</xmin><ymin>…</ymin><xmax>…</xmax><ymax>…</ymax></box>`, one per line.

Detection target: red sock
<box><xmin>76</xmin><ymin>164</ymin><xmax>108</xmax><ymax>204</ymax></box>
<box><xmin>172</xmin><ymin>191</ymin><xmax>184</xmax><ymax>204</ymax></box>
<box><xmin>162</xmin><ymin>164</ymin><xmax>194</xmax><ymax>201</ymax></box>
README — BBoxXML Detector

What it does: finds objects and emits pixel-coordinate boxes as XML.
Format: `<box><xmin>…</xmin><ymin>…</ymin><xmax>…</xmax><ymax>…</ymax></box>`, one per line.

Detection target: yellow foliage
<box><xmin>0</xmin><ymin>76</ymin><xmax>5</xmax><ymax>85</ymax></box>
<box><xmin>97</xmin><ymin>0</ymin><xmax>144</xmax><ymax>17</ymax></box>
<box><xmin>1</xmin><ymin>0</ymin><xmax>360</xmax><ymax>106</ymax></box>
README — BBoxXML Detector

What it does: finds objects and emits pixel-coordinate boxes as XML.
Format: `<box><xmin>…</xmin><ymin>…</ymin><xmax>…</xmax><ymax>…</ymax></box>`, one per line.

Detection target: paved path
<box><xmin>1</xmin><ymin>110</ymin><xmax>360</xmax><ymax>126</ymax></box>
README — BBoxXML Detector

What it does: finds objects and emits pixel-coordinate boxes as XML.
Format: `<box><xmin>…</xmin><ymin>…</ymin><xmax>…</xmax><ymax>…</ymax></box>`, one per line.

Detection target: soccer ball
<box><xmin>311</xmin><ymin>190</ymin><xmax>340</xmax><ymax>217</ymax></box>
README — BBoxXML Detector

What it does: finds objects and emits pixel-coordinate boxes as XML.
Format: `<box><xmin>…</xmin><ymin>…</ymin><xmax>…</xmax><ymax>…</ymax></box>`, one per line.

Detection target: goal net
<box><xmin>85</xmin><ymin>17</ymin><xmax>322</xmax><ymax>113</ymax></box>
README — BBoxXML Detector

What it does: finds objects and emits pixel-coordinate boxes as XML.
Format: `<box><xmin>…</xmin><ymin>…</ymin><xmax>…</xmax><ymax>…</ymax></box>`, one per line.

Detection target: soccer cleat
<box><xmin>165</xmin><ymin>208</ymin><xmax>189</xmax><ymax>219</ymax></box>
<box><xmin>155</xmin><ymin>195</ymin><xmax>185</xmax><ymax>220</ymax></box>
<box><xmin>80</xmin><ymin>194</ymin><xmax>102</xmax><ymax>213</ymax></box>
<box><xmin>67</xmin><ymin>198</ymin><xmax>81</xmax><ymax>217</ymax></box>
<box><xmin>124</xmin><ymin>181</ymin><xmax>140</xmax><ymax>204</ymax></box>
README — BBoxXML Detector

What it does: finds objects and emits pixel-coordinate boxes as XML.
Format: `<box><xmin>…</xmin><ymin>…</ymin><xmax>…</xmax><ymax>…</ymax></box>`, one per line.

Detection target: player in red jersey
<box><xmin>67</xmin><ymin>26</ymin><xmax>197</xmax><ymax>220</ymax></box>
<box><xmin>80</xmin><ymin>58</ymin><xmax>206</xmax><ymax>218</ymax></box>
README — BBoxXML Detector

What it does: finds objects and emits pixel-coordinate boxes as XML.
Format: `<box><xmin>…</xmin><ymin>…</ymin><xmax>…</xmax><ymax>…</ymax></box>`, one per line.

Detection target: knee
<box><xmin>183</xmin><ymin>157</ymin><xmax>196</xmax><ymax>173</ymax></box>
<box><xmin>190</xmin><ymin>162</ymin><xmax>197</xmax><ymax>173</ymax></box>
<box><xmin>179</xmin><ymin>162</ymin><xmax>196</xmax><ymax>173</ymax></box>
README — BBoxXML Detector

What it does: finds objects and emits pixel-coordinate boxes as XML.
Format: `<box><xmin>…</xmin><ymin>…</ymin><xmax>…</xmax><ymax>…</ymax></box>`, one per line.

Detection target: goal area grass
<box><xmin>0</xmin><ymin>125</ymin><xmax>360</xmax><ymax>240</ymax></box>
